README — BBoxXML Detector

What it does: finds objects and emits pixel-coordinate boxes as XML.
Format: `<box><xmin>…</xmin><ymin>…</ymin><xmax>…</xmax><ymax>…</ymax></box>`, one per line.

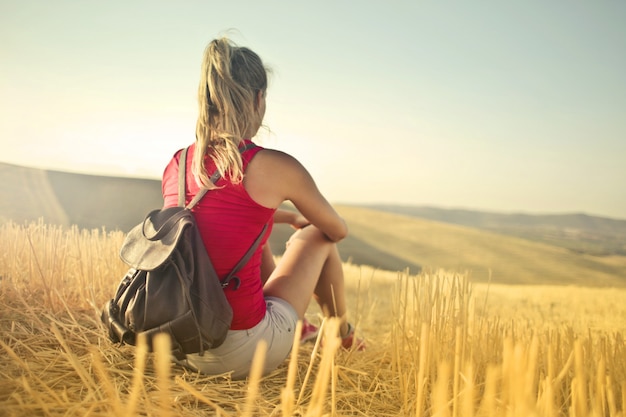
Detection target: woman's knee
<box><xmin>286</xmin><ymin>225</ymin><xmax>334</xmax><ymax>251</ymax></box>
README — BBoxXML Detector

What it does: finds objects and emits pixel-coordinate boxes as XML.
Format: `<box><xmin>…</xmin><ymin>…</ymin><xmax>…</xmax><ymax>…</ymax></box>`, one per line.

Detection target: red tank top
<box><xmin>161</xmin><ymin>140</ymin><xmax>275</xmax><ymax>330</ymax></box>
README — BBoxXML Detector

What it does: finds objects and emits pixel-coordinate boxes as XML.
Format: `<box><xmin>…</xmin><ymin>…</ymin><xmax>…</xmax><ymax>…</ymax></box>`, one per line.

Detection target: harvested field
<box><xmin>1</xmin><ymin>221</ymin><xmax>625</xmax><ymax>416</ymax></box>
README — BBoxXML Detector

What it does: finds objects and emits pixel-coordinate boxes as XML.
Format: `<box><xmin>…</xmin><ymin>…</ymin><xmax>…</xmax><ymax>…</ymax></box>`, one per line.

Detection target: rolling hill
<box><xmin>365</xmin><ymin>204</ymin><xmax>626</xmax><ymax>256</ymax></box>
<box><xmin>1</xmin><ymin>161</ymin><xmax>624</xmax><ymax>287</ymax></box>
<box><xmin>334</xmin><ymin>205</ymin><xmax>626</xmax><ymax>287</ymax></box>
<box><xmin>0</xmin><ymin>162</ymin><xmax>163</xmax><ymax>231</ymax></box>
<box><xmin>0</xmin><ymin>162</ymin><xmax>69</xmax><ymax>226</ymax></box>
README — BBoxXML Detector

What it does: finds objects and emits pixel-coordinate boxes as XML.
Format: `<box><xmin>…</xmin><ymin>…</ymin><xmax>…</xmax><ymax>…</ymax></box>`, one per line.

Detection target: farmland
<box><xmin>1</xmin><ymin>220</ymin><xmax>625</xmax><ymax>416</ymax></box>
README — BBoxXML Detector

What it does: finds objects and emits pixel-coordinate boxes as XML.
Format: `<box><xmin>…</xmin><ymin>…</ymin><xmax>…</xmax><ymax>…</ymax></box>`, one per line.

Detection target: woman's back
<box><xmin>162</xmin><ymin>141</ymin><xmax>274</xmax><ymax>330</ymax></box>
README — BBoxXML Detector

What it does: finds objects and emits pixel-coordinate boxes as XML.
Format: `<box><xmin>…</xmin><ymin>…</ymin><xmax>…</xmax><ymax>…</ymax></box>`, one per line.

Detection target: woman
<box><xmin>161</xmin><ymin>37</ymin><xmax>362</xmax><ymax>379</ymax></box>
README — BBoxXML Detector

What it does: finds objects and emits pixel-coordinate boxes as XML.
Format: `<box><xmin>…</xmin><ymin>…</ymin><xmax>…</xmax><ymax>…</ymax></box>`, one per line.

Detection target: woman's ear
<box><xmin>255</xmin><ymin>90</ymin><xmax>264</xmax><ymax>109</ymax></box>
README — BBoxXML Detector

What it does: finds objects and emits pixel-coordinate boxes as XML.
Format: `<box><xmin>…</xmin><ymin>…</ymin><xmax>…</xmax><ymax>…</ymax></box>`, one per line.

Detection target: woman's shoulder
<box><xmin>250</xmin><ymin>147</ymin><xmax>304</xmax><ymax>171</ymax></box>
<box><xmin>244</xmin><ymin>147</ymin><xmax>311</xmax><ymax>208</ymax></box>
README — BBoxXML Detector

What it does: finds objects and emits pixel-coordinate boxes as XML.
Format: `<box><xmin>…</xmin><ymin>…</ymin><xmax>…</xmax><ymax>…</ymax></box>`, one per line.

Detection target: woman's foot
<box><xmin>340</xmin><ymin>323</ymin><xmax>366</xmax><ymax>351</ymax></box>
<box><xmin>300</xmin><ymin>318</ymin><xmax>319</xmax><ymax>343</ymax></box>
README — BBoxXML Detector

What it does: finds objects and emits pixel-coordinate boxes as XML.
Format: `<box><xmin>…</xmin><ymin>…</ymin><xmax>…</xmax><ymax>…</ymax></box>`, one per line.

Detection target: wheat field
<box><xmin>1</xmin><ymin>221</ymin><xmax>625</xmax><ymax>416</ymax></box>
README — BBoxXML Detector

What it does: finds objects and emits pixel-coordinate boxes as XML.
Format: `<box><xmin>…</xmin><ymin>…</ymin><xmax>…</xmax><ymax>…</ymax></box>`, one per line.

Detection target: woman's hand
<box><xmin>274</xmin><ymin>209</ymin><xmax>311</xmax><ymax>230</ymax></box>
<box><xmin>289</xmin><ymin>213</ymin><xmax>311</xmax><ymax>230</ymax></box>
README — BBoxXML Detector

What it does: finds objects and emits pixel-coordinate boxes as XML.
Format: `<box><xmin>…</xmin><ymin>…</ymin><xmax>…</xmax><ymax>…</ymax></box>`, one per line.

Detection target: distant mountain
<box><xmin>336</xmin><ymin>205</ymin><xmax>626</xmax><ymax>287</ymax></box>
<box><xmin>365</xmin><ymin>205</ymin><xmax>626</xmax><ymax>257</ymax></box>
<box><xmin>0</xmin><ymin>162</ymin><xmax>419</xmax><ymax>273</ymax></box>
<box><xmin>46</xmin><ymin>170</ymin><xmax>163</xmax><ymax>231</ymax></box>
<box><xmin>0</xmin><ymin>162</ymin><xmax>163</xmax><ymax>231</ymax></box>
<box><xmin>2</xmin><ymin>162</ymin><xmax>625</xmax><ymax>286</ymax></box>
<box><xmin>0</xmin><ymin>162</ymin><xmax>69</xmax><ymax>226</ymax></box>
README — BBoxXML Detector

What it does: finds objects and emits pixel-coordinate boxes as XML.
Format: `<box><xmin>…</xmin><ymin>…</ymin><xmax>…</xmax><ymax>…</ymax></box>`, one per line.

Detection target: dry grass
<box><xmin>1</xmin><ymin>221</ymin><xmax>625</xmax><ymax>416</ymax></box>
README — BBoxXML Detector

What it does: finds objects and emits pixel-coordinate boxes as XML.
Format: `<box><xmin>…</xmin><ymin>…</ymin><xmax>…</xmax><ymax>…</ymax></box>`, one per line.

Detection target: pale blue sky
<box><xmin>1</xmin><ymin>1</ymin><xmax>625</xmax><ymax>219</ymax></box>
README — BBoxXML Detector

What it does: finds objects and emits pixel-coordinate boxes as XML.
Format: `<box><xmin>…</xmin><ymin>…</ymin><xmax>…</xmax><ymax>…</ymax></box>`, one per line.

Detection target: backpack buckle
<box><xmin>222</xmin><ymin>276</ymin><xmax>241</xmax><ymax>290</ymax></box>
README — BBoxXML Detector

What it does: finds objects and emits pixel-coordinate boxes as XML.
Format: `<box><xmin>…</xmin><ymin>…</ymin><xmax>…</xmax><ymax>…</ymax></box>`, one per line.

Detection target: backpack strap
<box><xmin>177</xmin><ymin>141</ymin><xmax>267</xmax><ymax>289</ymax></box>
<box><xmin>220</xmin><ymin>222</ymin><xmax>268</xmax><ymax>289</ymax></box>
<box><xmin>178</xmin><ymin>147</ymin><xmax>213</xmax><ymax>209</ymax></box>
<box><xmin>177</xmin><ymin>148</ymin><xmax>186</xmax><ymax>207</ymax></box>
<box><xmin>238</xmin><ymin>141</ymin><xmax>258</xmax><ymax>153</ymax></box>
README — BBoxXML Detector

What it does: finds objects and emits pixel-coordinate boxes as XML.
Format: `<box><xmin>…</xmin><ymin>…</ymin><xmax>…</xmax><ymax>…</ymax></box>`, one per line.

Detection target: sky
<box><xmin>1</xmin><ymin>1</ymin><xmax>625</xmax><ymax>219</ymax></box>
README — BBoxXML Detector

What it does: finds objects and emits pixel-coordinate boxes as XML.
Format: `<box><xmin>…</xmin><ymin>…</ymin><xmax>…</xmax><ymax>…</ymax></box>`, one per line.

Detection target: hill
<box><xmin>0</xmin><ymin>162</ymin><xmax>69</xmax><ymax>226</ymax></box>
<box><xmin>366</xmin><ymin>204</ymin><xmax>626</xmax><ymax>256</ymax></box>
<box><xmin>46</xmin><ymin>170</ymin><xmax>163</xmax><ymax>231</ymax></box>
<box><xmin>334</xmin><ymin>205</ymin><xmax>626</xmax><ymax>287</ymax></box>
<box><xmin>1</xmin><ymin>161</ymin><xmax>625</xmax><ymax>287</ymax></box>
<box><xmin>0</xmin><ymin>162</ymin><xmax>163</xmax><ymax>231</ymax></box>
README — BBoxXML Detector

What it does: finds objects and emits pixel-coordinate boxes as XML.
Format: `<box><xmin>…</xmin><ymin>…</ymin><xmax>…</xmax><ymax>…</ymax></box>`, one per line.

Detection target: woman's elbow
<box><xmin>327</xmin><ymin>221</ymin><xmax>348</xmax><ymax>242</ymax></box>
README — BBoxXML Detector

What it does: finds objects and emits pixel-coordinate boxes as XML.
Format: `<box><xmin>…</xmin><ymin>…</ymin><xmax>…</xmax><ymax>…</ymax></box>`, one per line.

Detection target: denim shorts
<box><xmin>176</xmin><ymin>296</ymin><xmax>298</xmax><ymax>380</ymax></box>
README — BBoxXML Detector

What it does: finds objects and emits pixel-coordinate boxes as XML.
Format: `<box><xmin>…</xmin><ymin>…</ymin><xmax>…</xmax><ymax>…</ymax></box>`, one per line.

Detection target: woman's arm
<box><xmin>273</xmin><ymin>208</ymin><xmax>310</xmax><ymax>229</ymax></box>
<box><xmin>244</xmin><ymin>149</ymin><xmax>348</xmax><ymax>242</ymax></box>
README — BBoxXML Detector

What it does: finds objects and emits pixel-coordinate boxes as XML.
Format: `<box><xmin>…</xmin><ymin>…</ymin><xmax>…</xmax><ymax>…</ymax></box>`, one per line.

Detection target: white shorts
<box><xmin>176</xmin><ymin>296</ymin><xmax>298</xmax><ymax>380</ymax></box>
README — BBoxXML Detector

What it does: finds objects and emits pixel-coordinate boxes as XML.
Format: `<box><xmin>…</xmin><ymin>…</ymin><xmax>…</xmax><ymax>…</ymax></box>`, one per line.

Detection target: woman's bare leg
<box><xmin>263</xmin><ymin>226</ymin><xmax>349</xmax><ymax>336</ymax></box>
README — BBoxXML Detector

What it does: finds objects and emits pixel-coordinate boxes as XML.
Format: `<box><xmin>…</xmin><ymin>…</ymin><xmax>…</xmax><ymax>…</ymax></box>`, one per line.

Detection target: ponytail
<box><xmin>194</xmin><ymin>37</ymin><xmax>268</xmax><ymax>188</ymax></box>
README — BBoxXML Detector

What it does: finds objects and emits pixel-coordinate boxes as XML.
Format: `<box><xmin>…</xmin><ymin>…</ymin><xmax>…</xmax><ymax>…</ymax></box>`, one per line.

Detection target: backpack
<box><xmin>101</xmin><ymin>145</ymin><xmax>266</xmax><ymax>359</ymax></box>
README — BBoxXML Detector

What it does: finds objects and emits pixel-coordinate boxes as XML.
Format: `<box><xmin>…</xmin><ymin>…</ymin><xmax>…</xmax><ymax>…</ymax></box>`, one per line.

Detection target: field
<box><xmin>1</xmin><ymin>221</ymin><xmax>625</xmax><ymax>416</ymax></box>
<box><xmin>333</xmin><ymin>206</ymin><xmax>626</xmax><ymax>287</ymax></box>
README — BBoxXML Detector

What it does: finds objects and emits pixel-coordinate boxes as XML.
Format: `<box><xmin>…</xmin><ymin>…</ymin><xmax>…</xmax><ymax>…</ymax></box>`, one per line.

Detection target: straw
<box><xmin>1</xmin><ymin>221</ymin><xmax>626</xmax><ymax>416</ymax></box>
<box><xmin>242</xmin><ymin>340</ymin><xmax>267</xmax><ymax>417</ymax></box>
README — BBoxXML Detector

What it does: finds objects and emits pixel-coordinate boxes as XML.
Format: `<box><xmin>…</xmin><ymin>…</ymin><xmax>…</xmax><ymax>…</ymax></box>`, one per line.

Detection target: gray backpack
<box><xmin>101</xmin><ymin>145</ymin><xmax>266</xmax><ymax>359</ymax></box>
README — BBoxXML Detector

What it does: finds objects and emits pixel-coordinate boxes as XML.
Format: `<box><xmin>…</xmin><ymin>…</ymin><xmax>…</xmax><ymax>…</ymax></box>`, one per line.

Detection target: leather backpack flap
<box><xmin>120</xmin><ymin>206</ymin><xmax>195</xmax><ymax>271</ymax></box>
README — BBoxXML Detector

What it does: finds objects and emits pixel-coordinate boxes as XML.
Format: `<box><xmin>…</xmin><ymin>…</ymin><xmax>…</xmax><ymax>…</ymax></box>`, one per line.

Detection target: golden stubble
<box><xmin>0</xmin><ymin>221</ymin><xmax>625</xmax><ymax>416</ymax></box>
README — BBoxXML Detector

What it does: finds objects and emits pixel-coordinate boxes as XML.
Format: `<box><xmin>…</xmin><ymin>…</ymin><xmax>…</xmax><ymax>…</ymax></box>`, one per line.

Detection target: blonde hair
<box><xmin>194</xmin><ymin>37</ymin><xmax>268</xmax><ymax>188</ymax></box>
